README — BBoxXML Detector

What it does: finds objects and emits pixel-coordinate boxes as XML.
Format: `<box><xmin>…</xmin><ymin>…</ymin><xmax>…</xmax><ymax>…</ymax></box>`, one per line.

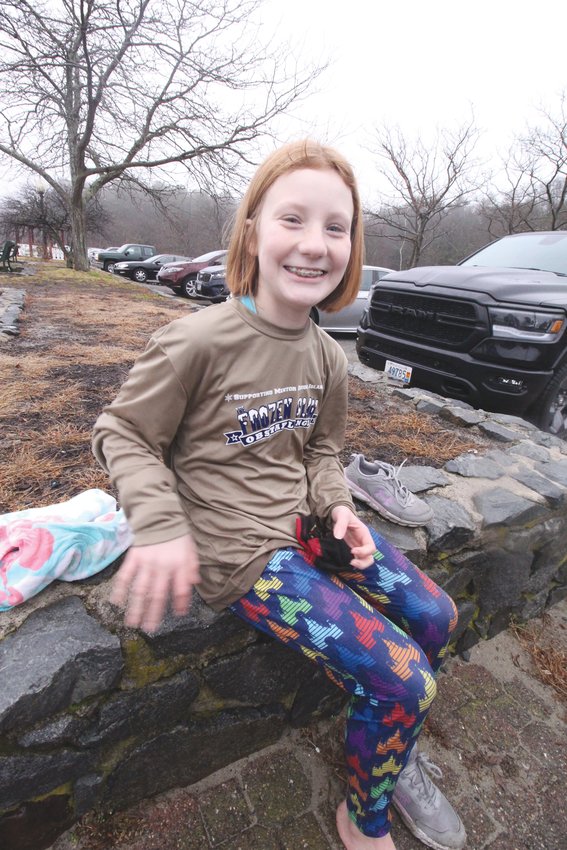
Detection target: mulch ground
<box><xmin>0</xmin><ymin>262</ymin><xmax>490</xmax><ymax>514</ymax></box>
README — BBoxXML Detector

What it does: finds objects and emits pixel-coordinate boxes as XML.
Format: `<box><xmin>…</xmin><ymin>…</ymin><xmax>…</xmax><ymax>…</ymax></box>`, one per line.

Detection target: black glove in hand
<box><xmin>295</xmin><ymin>514</ymin><xmax>353</xmax><ymax>574</ymax></box>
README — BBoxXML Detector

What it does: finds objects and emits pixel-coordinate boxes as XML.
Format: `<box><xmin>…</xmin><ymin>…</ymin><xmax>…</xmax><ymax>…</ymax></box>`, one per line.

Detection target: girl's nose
<box><xmin>298</xmin><ymin>226</ymin><xmax>327</xmax><ymax>256</ymax></box>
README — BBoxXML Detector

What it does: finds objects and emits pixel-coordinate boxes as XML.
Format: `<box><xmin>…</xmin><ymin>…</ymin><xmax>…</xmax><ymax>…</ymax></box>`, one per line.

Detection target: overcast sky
<box><xmin>1</xmin><ymin>0</ymin><xmax>566</xmax><ymax>205</ymax></box>
<box><xmin>259</xmin><ymin>0</ymin><xmax>567</xmax><ymax>203</ymax></box>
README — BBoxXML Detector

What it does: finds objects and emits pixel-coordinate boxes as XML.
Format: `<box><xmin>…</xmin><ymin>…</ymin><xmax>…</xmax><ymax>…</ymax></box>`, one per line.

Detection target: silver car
<box><xmin>314</xmin><ymin>265</ymin><xmax>395</xmax><ymax>333</ymax></box>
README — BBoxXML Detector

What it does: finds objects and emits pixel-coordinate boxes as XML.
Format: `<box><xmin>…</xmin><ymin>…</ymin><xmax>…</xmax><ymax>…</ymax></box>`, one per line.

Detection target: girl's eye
<box><xmin>282</xmin><ymin>215</ymin><xmax>301</xmax><ymax>224</ymax></box>
<box><xmin>328</xmin><ymin>224</ymin><xmax>347</xmax><ymax>234</ymax></box>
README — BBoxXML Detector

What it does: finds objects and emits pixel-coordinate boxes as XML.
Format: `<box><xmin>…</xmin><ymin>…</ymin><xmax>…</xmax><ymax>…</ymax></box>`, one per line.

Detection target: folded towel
<box><xmin>0</xmin><ymin>489</ymin><xmax>133</xmax><ymax>610</ymax></box>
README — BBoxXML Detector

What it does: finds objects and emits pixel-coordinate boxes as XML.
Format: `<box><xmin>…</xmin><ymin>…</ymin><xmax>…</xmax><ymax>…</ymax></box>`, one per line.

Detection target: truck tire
<box><xmin>104</xmin><ymin>260</ymin><xmax>116</xmax><ymax>274</ymax></box>
<box><xmin>535</xmin><ymin>362</ymin><xmax>567</xmax><ymax>437</ymax></box>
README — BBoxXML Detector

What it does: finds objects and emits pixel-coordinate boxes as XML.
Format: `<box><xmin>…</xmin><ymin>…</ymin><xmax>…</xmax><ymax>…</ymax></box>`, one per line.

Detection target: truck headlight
<box><xmin>488</xmin><ymin>307</ymin><xmax>565</xmax><ymax>341</ymax></box>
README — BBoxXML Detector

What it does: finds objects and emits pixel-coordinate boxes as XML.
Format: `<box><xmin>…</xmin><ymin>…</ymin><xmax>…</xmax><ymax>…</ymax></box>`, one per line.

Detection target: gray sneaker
<box><xmin>344</xmin><ymin>454</ymin><xmax>434</xmax><ymax>527</ymax></box>
<box><xmin>392</xmin><ymin>748</ymin><xmax>466</xmax><ymax>850</ymax></box>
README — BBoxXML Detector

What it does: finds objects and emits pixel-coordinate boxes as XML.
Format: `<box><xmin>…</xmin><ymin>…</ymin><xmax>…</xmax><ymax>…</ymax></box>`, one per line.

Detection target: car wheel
<box><xmin>536</xmin><ymin>362</ymin><xmax>567</xmax><ymax>438</ymax></box>
<box><xmin>133</xmin><ymin>269</ymin><xmax>148</xmax><ymax>283</ymax></box>
<box><xmin>104</xmin><ymin>260</ymin><xmax>116</xmax><ymax>274</ymax></box>
<box><xmin>181</xmin><ymin>275</ymin><xmax>197</xmax><ymax>298</ymax></box>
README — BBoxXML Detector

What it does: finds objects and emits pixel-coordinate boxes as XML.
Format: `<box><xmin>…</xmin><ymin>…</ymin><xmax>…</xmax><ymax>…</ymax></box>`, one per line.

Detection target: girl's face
<box><xmin>249</xmin><ymin>167</ymin><xmax>354</xmax><ymax>328</ymax></box>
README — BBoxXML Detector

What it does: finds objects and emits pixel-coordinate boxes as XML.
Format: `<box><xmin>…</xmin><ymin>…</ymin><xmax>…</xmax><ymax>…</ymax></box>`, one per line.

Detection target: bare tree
<box><xmin>0</xmin><ymin>184</ymin><xmax>110</xmax><ymax>263</ymax></box>
<box><xmin>90</xmin><ymin>184</ymin><xmax>237</xmax><ymax>254</ymax></box>
<box><xmin>0</xmin><ymin>0</ymin><xmax>317</xmax><ymax>269</ymax></box>
<box><xmin>521</xmin><ymin>92</ymin><xmax>567</xmax><ymax>230</ymax></box>
<box><xmin>479</xmin><ymin>150</ymin><xmax>538</xmax><ymax>238</ymax></box>
<box><xmin>366</xmin><ymin>121</ymin><xmax>480</xmax><ymax>268</ymax></box>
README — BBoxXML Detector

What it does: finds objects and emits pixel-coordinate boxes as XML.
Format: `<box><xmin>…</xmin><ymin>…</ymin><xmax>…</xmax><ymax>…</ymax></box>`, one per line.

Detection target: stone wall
<box><xmin>1</xmin><ymin>382</ymin><xmax>567</xmax><ymax>850</ymax></box>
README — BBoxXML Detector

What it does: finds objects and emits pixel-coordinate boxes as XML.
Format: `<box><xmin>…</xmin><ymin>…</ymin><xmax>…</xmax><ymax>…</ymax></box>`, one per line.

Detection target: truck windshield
<box><xmin>461</xmin><ymin>232</ymin><xmax>567</xmax><ymax>276</ymax></box>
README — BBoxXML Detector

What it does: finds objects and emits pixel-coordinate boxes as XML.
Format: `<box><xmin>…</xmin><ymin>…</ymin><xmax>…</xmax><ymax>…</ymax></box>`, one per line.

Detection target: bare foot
<box><xmin>336</xmin><ymin>801</ymin><xmax>397</xmax><ymax>849</ymax></box>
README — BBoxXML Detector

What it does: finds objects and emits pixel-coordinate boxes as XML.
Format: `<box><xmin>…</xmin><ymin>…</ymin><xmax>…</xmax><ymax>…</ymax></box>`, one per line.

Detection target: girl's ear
<box><xmin>245</xmin><ymin>218</ymin><xmax>257</xmax><ymax>256</ymax></box>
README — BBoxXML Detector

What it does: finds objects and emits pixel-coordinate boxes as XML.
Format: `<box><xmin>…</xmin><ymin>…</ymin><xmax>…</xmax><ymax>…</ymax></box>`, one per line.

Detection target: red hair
<box><xmin>226</xmin><ymin>140</ymin><xmax>364</xmax><ymax>312</ymax></box>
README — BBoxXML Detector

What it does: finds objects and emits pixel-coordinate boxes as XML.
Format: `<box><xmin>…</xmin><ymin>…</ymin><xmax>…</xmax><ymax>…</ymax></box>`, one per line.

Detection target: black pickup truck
<box><xmin>357</xmin><ymin>231</ymin><xmax>567</xmax><ymax>437</ymax></box>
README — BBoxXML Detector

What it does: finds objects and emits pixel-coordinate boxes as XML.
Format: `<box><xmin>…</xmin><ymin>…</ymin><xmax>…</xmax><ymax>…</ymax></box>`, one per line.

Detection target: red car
<box><xmin>156</xmin><ymin>249</ymin><xmax>227</xmax><ymax>298</ymax></box>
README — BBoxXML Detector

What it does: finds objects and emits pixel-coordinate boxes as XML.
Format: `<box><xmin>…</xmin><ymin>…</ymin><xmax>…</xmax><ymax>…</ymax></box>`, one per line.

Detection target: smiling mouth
<box><xmin>285</xmin><ymin>266</ymin><xmax>326</xmax><ymax>278</ymax></box>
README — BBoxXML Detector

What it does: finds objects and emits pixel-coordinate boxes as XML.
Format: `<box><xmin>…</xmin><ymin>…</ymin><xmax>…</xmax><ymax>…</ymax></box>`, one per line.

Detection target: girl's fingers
<box><xmin>109</xmin><ymin>552</ymin><xmax>139</xmax><ymax>607</ymax></box>
<box><xmin>124</xmin><ymin>563</ymin><xmax>155</xmax><ymax>629</ymax></box>
<box><xmin>141</xmin><ymin>570</ymin><xmax>172</xmax><ymax>634</ymax></box>
<box><xmin>350</xmin><ymin>543</ymin><xmax>376</xmax><ymax>569</ymax></box>
<box><xmin>171</xmin><ymin>567</ymin><xmax>192</xmax><ymax>616</ymax></box>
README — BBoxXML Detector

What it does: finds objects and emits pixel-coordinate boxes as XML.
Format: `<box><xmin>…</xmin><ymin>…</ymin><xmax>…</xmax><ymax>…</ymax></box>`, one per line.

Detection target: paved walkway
<box><xmin>52</xmin><ymin>597</ymin><xmax>567</xmax><ymax>850</ymax></box>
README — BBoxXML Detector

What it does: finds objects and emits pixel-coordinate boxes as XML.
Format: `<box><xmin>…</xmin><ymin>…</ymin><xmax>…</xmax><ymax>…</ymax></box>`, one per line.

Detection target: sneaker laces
<box><xmin>404</xmin><ymin>752</ymin><xmax>443</xmax><ymax>810</ymax></box>
<box><xmin>357</xmin><ymin>456</ymin><xmax>415</xmax><ymax>508</ymax></box>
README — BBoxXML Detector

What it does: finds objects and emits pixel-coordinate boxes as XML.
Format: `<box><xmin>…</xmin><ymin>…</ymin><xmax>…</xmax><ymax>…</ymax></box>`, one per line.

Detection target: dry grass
<box><xmin>511</xmin><ymin>614</ymin><xmax>567</xmax><ymax>706</ymax></box>
<box><xmin>0</xmin><ymin>423</ymin><xmax>110</xmax><ymax>509</ymax></box>
<box><xmin>0</xmin><ymin>350</ymin><xmax>70</xmax><ymax>375</ymax></box>
<box><xmin>0</xmin><ymin>380</ymin><xmax>53</xmax><ymax>415</ymax></box>
<box><xmin>345</xmin><ymin>378</ymin><xmax>488</xmax><ymax>467</ymax></box>
<box><xmin>0</xmin><ymin>262</ymin><xmax>192</xmax><ymax>512</ymax></box>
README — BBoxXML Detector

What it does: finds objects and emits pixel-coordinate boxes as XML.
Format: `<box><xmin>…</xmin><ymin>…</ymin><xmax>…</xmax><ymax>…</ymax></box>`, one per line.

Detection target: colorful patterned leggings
<box><xmin>230</xmin><ymin>525</ymin><xmax>458</xmax><ymax>838</ymax></box>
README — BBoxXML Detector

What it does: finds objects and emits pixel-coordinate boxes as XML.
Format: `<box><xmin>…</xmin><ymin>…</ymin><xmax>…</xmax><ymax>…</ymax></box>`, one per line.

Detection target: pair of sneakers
<box><xmin>392</xmin><ymin>746</ymin><xmax>467</xmax><ymax>850</ymax></box>
<box><xmin>344</xmin><ymin>453</ymin><xmax>434</xmax><ymax>527</ymax></box>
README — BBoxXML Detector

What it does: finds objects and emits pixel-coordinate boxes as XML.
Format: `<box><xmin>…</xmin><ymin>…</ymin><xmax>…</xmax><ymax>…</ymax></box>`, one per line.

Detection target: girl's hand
<box><xmin>331</xmin><ymin>506</ymin><xmax>376</xmax><ymax>569</ymax></box>
<box><xmin>110</xmin><ymin>534</ymin><xmax>201</xmax><ymax>634</ymax></box>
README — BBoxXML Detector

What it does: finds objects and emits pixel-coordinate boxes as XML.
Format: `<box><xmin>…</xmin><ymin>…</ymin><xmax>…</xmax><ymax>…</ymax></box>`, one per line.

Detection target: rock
<box><xmin>78</xmin><ymin>669</ymin><xmax>201</xmax><ymax>747</ymax></box>
<box><xmin>103</xmin><ymin>706</ymin><xmax>286</xmax><ymax>811</ymax></box>
<box><xmin>347</xmin><ymin>362</ymin><xmax>384</xmax><ymax>383</ymax></box>
<box><xmin>473</xmin><ymin>487</ymin><xmax>548</xmax><ymax>528</ymax></box>
<box><xmin>0</xmin><ymin>749</ymin><xmax>92</xmax><ymax>810</ymax></box>
<box><xmin>534</xmin><ymin>459</ymin><xmax>567</xmax><ymax>488</ymax></box>
<box><xmin>0</xmin><ymin>597</ymin><xmax>123</xmax><ymax>734</ymax></box>
<box><xmin>477</xmin><ymin>421</ymin><xmax>522</xmax><ymax>442</ymax></box>
<box><xmin>416</xmin><ymin>397</ymin><xmax>446</xmax><ymax>415</ymax></box>
<box><xmin>423</xmin><ymin>496</ymin><xmax>476</xmax><ymax>552</ymax></box>
<box><xmin>490</xmin><ymin>413</ymin><xmax>538</xmax><ymax>431</ymax></box>
<box><xmin>290</xmin><ymin>668</ymin><xmax>347</xmax><ymax>726</ymax></box>
<box><xmin>510</xmin><ymin>467</ymin><xmax>566</xmax><ymax>507</ymax></box>
<box><xmin>439</xmin><ymin>407</ymin><xmax>485</xmax><ymax>427</ymax></box>
<box><xmin>0</xmin><ymin>793</ymin><xmax>74</xmax><ymax>850</ymax></box>
<box><xmin>444</xmin><ymin>453</ymin><xmax>505</xmax><ymax>479</ymax></box>
<box><xmin>508</xmin><ymin>442</ymin><xmax>551</xmax><ymax>463</ymax></box>
<box><xmin>398</xmin><ymin>465</ymin><xmax>451</xmax><ymax>493</ymax></box>
<box><xmin>472</xmin><ymin>549</ymin><xmax>533</xmax><ymax>615</ymax></box>
<box><xmin>142</xmin><ymin>597</ymin><xmax>252</xmax><ymax>659</ymax></box>
<box><xmin>203</xmin><ymin>643</ymin><xmax>311</xmax><ymax>705</ymax></box>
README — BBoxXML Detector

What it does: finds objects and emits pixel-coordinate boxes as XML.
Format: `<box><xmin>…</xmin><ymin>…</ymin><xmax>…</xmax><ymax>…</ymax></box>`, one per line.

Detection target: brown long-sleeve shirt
<box><xmin>92</xmin><ymin>298</ymin><xmax>354</xmax><ymax>610</ymax></box>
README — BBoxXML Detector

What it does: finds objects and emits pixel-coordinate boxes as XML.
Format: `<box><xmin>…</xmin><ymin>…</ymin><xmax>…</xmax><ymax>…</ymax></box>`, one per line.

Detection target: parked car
<box><xmin>311</xmin><ymin>265</ymin><xmax>395</xmax><ymax>333</ymax></box>
<box><xmin>357</xmin><ymin>231</ymin><xmax>567</xmax><ymax>436</ymax></box>
<box><xmin>113</xmin><ymin>253</ymin><xmax>191</xmax><ymax>283</ymax></box>
<box><xmin>195</xmin><ymin>265</ymin><xmax>228</xmax><ymax>302</ymax></box>
<box><xmin>157</xmin><ymin>249</ymin><xmax>227</xmax><ymax>298</ymax></box>
<box><xmin>92</xmin><ymin>244</ymin><xmax>157</xmax><ymax>273</ymax></box>
<box><xmin>87</xmin><ymin>247</ymin><xmax>107</xmax><ymax>262</ymax></box>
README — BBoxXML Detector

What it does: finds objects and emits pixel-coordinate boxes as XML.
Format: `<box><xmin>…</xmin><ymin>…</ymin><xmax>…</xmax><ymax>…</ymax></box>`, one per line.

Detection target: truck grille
<box><xmin>369</xmin><ymin>290</ymin><xmax>485</xmax><ymax>347</ymax></box>
<box><xmin>376</xmin><ymin>339</ymin><xmax>457</xmax><ymax>375</ymax></box>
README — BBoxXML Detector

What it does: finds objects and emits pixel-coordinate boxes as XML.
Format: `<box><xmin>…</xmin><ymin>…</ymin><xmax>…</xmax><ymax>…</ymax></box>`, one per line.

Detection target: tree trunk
<box><xmin>69</xmin><ymin>198</ymin><xmax>89</xmax><ymax>271</ymax></box>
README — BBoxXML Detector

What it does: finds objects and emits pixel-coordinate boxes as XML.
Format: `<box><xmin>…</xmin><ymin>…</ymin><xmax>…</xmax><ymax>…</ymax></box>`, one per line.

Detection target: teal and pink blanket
<box><xmin>0</xmin><ymin>489</ymin><xmax>132</xmax><ymax>611</ymax></box>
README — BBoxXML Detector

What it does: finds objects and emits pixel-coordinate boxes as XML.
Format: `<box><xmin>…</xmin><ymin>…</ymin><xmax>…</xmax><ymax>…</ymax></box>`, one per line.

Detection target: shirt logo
<box><xmin>224</xmin><ymin>396</ymin><xmax>319</xmax><ymax>446</ymax></box>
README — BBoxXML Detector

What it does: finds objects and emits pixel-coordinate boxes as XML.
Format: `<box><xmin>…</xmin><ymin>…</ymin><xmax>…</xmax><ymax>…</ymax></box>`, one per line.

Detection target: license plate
<box><xmin>384</xmin><ymin>360</ymin><xmax>412</xmax><ymax>384</ymax></box>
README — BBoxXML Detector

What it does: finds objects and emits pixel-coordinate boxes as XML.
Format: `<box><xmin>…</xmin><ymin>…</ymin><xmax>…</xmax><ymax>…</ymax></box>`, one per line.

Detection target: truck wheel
<box><xmin>104</xmin><ymin>260</ymin><xmax>116</xmax><ymax>274</ymax></box>
<box><xmin>182</xmin><ymin>275</ymin><xmax>197</xmax><ymax>298</ymax></box>
<box><xmin>536</xmin><ymin>362</ymin><xmax>567</xmax><ymax>437</ymax></box>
